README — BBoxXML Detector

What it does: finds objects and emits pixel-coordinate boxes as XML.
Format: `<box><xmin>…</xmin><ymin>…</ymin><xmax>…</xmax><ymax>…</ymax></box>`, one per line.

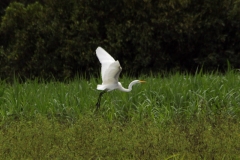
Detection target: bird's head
<box><xmin>132</xmin><ymin>80</ymin><xmax>146</xmax><ymax>84</ymax></box>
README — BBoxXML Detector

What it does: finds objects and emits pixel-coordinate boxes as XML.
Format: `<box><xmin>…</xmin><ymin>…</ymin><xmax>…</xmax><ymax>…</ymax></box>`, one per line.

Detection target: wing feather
<box><xmin>102</xmin><ymin>61</ymin><xmax>122</xmax><ymax>85</ymax></box>
<box><xmin>96</xmin><ymin>47</ymin><xmax>122</xmax><ymax>85</ymax></box>
<box><xmin>96</xmin><ymin>47</ymin><xmax>115</xmax><ymax>80</ymax></box>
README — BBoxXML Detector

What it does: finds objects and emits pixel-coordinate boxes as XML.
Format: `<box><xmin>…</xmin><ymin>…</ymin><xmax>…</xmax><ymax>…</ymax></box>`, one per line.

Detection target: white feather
<box><xmin>95</xmin><ymin>46</ymin><xmax>146</xmax><ymax>109</ymax></box>
<box><xmin>96</xmin><ymin>46</ymin><xmax>145</xmax><ymax>92</ymax></box>
<box><xmin>96</xmin><ymin>47</ymin><xmax>122</xmax><ymax>90</ymax></box>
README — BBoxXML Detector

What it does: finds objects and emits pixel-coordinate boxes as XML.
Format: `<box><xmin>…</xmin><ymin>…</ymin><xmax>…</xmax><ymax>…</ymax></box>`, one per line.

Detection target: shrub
<box><xmin>0</xmin><ymin>0</ymin><xmax>240</xmax><ymax>80</ymax></box>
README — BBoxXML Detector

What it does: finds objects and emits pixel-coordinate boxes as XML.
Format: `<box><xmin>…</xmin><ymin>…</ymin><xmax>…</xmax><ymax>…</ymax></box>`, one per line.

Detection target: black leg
<box><xmin>96</xmin><ymin>91</ymin><xmax>106</xmax><ymax>110</ymax></box>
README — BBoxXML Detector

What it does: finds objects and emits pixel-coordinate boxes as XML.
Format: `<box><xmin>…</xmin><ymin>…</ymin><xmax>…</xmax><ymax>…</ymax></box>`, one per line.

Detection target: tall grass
<box><xmin>0</xmin><ymin>70</ymin><xmax>240</xmax><ymax>159</ymax></box>
<box><xmin>0</xmin><ymin>70</ymin><xmax>240</xmax><ymax>123</ymax></box>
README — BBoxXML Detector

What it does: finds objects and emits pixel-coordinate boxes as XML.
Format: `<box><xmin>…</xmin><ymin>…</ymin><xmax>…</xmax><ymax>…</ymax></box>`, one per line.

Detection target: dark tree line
<box><xmin>0</xmin><ymin>0</ymin><xmax>240</xmax><ymax>80</ymax></box>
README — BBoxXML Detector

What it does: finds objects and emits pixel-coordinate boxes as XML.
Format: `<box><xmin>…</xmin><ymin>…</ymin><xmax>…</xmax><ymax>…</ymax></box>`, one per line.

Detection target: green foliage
<box><xmin>0</xmin><ymin>71</ymin><xmax>240</xmax><ymax>158</ymax></box>
<box><xmin>0</xmin><ymin>111</ymin><xmax>239</xmax><ymax>159</ymax></box>
<box><xmin>0</xmin><ymin>1</ymin><xmax>100</xmax><ymax>80</ymax></box>
<box><xmin>0</xmin><ymin>70</ymin><xmax>239</xmax><ymax>123</ymax></box>
<box><xmin>0</xmin><ymin>0</ymin><xmax>240</xmax><ymax>79</ymax></box>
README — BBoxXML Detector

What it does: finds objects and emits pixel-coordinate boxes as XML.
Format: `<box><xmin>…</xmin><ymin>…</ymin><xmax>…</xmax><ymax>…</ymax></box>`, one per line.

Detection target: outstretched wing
<box><xmin>96</xmin><ymin>46</ymin><xmax>122</xmax><ymax>84</ymax></box>
<box><xmin>102</xmin><ymin>60</ymin><xmax>122</xmax><ymax>85</ymax></box>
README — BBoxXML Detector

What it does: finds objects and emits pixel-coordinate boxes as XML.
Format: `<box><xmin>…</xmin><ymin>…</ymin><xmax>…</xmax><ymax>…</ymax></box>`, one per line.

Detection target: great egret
<box><xmin>95</xmin><ymin>46</ymin><xmax>145</xmax><ymax>109</ymax></box>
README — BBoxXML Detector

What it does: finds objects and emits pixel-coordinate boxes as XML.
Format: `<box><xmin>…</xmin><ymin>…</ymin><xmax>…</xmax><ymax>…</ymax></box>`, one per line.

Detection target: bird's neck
<box><xmin>118</xmin><ymin>81</ymin><xmax>137</xmax><ymax>92</ymax></box>
<box><xmin>119</xmin><ymin>86</ymin><xmax>131</xmax><ymax>92</ymax></box>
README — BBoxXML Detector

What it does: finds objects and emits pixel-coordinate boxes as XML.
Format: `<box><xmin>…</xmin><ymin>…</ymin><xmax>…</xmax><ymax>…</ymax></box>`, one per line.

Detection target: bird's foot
<box><xmin>95</xmin><ymin>102</ymin><xmax>100</xmax><ymax>110</ymax></box>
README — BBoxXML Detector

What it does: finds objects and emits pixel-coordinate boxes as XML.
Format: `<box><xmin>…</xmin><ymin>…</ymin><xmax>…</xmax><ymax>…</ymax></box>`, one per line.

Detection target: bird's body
<box><xmin>95</xmin><ymin>47</ymin><xmax>145</xmax><ymax>109</ymax></box>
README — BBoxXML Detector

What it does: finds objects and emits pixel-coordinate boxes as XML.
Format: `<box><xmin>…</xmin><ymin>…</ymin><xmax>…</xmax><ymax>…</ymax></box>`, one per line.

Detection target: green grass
<box><xmin>0</xmin><ymin>70</ymin><xmax>240</xmax><ymax>159</ymax></box>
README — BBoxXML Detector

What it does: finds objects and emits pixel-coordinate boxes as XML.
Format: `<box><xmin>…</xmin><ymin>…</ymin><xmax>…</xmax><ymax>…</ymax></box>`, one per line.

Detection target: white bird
<box><xmin>95</xmin><ymin>46</ymin><xmax>145</xmax><ymax>109</ymax></box>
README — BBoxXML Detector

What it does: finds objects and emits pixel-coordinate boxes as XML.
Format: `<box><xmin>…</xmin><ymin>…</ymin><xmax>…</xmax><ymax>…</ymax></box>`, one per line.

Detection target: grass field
<box><xmin>0</xmin><ymin>70</ymin><xmax>240</xmax><ymax>159</ymax></box>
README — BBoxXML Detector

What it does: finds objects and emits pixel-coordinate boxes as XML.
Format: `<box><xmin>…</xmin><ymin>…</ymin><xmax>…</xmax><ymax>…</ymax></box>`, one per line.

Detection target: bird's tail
<box><xmin>97</xmin><ymin>85</ymin><xmax>105</xmax><ymax>90</ymax></box>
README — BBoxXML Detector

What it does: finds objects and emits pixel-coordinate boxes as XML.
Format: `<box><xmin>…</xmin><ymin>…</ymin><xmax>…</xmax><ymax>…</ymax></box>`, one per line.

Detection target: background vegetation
<box><xmin>0</xmin><ymin>71</ymin><xmax>240</xmax><ymax>159</ymax></box>
<box><xmin>0</xmin><ymin>0</ymin><xmax>240</xmax><ymax>80</ymax></box>
<box><xmin>1</xmin><ymin>1</ymin><xmax>240</xmax><ymax>159</ymax></box>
